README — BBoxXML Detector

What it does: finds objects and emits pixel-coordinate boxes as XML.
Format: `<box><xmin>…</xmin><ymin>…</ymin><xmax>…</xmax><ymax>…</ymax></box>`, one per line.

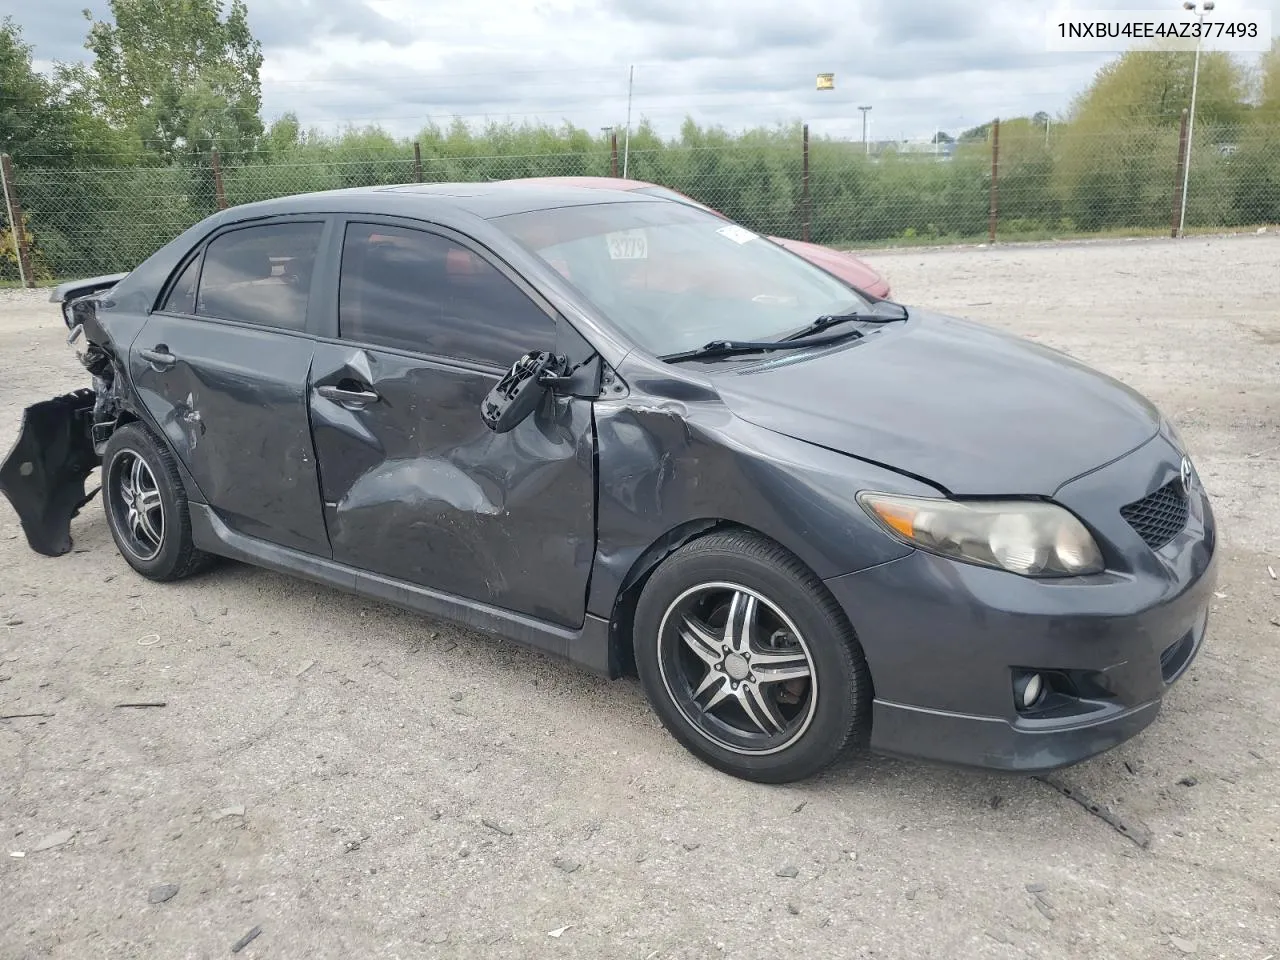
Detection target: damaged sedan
<box><xmin>0</xmin><ymin>183</ymin><xmax>1216</xmax><ymax>783</ymax></box>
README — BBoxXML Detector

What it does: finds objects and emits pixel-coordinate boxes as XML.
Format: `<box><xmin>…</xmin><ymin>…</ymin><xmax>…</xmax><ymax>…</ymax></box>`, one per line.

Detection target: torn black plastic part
<box><xmin>0</xmin><ymin>389</ymin><xmax>101</xmax><ymax>557</ymax></box>
<box><xmin>480</xmin><ymin>351</ymin><xmax>564</xmax><ymax>434</ymax></box>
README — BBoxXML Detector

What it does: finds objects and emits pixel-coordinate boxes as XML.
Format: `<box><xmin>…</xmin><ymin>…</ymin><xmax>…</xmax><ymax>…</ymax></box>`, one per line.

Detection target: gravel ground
<box><xmin>1</xmin><ymin>235</ymin><xmax>1278</xmax><ymax>960</ymax></box>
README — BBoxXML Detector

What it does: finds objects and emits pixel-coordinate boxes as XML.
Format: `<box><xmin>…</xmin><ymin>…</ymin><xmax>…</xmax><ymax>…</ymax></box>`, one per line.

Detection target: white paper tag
<box><xmin>606</xmin><ymin>229</ymin><xmax>648</xmax><ymax>260</ymax></box>
<box><xmin>716</xmin><ymin>225</ymin><xmax>757</xmax><ymax>244</ymax></box>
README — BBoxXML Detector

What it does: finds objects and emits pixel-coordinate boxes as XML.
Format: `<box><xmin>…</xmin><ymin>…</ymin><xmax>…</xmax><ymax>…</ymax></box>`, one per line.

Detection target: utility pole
<box><xmin>858</xmin><ymin>105</ymin><xmax>872</xmax><ymax>155</ymax></box>
<box><xmin>1178</xmin><ymin>0</ymin><xmax>1215</xmax><ymax>237</ymax></box>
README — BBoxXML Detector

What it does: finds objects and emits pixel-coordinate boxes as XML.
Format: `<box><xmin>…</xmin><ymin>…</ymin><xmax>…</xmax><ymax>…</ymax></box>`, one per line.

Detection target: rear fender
<box><xmin>0</xmin><ymin>389</ymin><xmax>101</xmax><ymax>556</ymax></box>
<box><xmin>50</xmin><ymin>273</ymin><xmax>129</xmax><ymax>309</ymax></box>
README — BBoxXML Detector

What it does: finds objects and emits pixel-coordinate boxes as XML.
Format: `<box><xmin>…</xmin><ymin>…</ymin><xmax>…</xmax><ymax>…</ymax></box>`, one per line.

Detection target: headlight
<box><xmin>857</xmin><ymin>493</ymin><xmax>1104</xmax><ymax>577</ymax></box>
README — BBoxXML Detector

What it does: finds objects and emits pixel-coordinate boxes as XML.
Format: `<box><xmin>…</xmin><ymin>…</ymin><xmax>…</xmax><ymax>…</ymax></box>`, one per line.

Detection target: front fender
<box><xmin>586</xmin><ymin>396</ymin><xmax>940</xmax><ymax>619</ymax></box>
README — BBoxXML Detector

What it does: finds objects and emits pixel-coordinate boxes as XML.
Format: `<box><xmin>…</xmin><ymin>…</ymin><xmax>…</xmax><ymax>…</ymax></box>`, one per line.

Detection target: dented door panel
<box><xmin>309</xmin><ymin>343</ymin><xmax>595</xmax><ymax>628</ymax></box>
<box><xmin>129</xmin><ymin>315</ymin><xmax>330</xmax><ymax>555</ymax></box>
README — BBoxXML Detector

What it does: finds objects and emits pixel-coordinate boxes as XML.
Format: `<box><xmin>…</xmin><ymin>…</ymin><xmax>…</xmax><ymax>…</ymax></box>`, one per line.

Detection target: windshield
<box><xmin>493</xmin><ymin>201</ymin><xmax>868</xmax><ymax>357</ymax></box>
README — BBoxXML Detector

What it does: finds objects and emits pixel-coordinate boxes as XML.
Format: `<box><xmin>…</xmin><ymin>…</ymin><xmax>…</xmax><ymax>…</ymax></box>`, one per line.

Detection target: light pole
<box><xmin>1178</xmin><ymin>0</ymin><xmax>1214</xmax><ymax>237</ymax></box>
<box><xmin>858</xmin><ymin>105</ymin><xmax>872</xmax><ymax>155</ymax></box>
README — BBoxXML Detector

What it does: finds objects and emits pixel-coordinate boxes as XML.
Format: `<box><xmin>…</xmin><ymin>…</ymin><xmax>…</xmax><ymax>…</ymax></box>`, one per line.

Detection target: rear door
<box><xmin>129</xmin><ymin>217</ymin><xmax>331</xmax><ymax>556</ymax></box>
<box><xmin>307</xmin><ymin>218</ymin><xmax>596</xmax><ymax>628</ymax></box>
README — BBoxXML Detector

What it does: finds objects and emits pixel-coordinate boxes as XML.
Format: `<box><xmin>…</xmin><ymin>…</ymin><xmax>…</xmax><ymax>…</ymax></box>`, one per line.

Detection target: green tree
<box><xmin>1228</xmin><ymin>39</ymin><xmax>1280</xmax><ymax>225</ymax></box>
<box><xmin>0</xmin><ymin>17</ymin><xmax>62</xmax><ymax>164</ymax></box>
<box><xmin>1256</xmin><ymin>37</ymin><xmax>1280</xmax><ymax>120</ymax></box>
<box><xmin>83</xmin><ymin>0</ymin><xmax>264</xmax><ymax>163</ymax></box>
<box><xmin>992</xmin><ymin>117</ymin><xmax>1059</xmax><ymax>231</ymax></box>
<box><xmin>0</xmin><ymin>18</ymin><xmax>140</xmax><ymax>282</ymax></box>
<box><xmin>1055</xmin><ymin>47</ymin><xmax>1249</xmax><ymax>230</ymax></box>
<box><xmin>1067</xmin><ymin>47</ymin><xmax>1247</xmax><ymax>128</ymax></box>
<box><xmin>1</xmin><ymin>18</ymin><xmax>132</xmax><ymax>167</ymax></box>
<box><xmin>262</xmin><ymin>112</ymin><xmax>302</xmax><ymax>158</ymax></box>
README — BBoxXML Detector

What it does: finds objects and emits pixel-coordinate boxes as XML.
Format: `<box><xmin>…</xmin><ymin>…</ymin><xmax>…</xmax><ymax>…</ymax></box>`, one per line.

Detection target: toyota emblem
<box><xmin>1179</xmin><ymin>456</ymin><xmax>1194</xmax><ymax>495</ymax></box>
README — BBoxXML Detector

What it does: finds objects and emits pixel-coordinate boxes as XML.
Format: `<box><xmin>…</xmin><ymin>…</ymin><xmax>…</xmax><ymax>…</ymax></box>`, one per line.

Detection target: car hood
<box><xmin>768</xmin><ymin>237</ymin><xmax>890</xmax><ymax>297</ymax></box>
<box><xmin>714</xmin><ymin>310</ymin><xmax>1161</xmax><ymax>496</ymax></box>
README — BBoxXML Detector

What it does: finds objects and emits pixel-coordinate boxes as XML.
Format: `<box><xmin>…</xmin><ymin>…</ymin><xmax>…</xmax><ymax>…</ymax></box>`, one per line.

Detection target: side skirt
<box><xmin>188</xmin><ymin>503</ymin><xmax>617</xmax><ymax>677</ymax></box>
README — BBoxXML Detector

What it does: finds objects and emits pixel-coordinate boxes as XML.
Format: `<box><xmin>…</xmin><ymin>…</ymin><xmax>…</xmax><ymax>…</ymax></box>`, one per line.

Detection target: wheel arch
<box><xmin>111</xmin><ymin>396</ymin><xmax>209</xmax><ymax>507</ymax></box>
<box><xmin>605</xmin><ymin>518</ymin><xmax>851</xmax><ymax>679</ymax></box>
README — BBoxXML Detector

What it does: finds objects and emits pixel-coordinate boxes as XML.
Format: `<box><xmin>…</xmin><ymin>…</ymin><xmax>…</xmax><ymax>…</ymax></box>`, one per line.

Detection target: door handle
<box><xmin>139</xmin><ymin>345</ymin><xmax>176</xmax><ymax>371</ymax></box>
<box><xmin>317</xmin><ymin>383</ymin><xmax>381</xmax><ymax>408</ymax></box>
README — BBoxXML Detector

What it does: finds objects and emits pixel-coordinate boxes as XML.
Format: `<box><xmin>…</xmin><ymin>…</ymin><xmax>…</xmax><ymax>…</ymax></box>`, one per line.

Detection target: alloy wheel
<box><xmin>109</xmin><ymin>450</ymin><xmax>165</xmax><ymax>561</ymax></box>
<box><xmin>656</xmin><ymin>582</ymin><xmax>818</xmax><ymax>756</ymax></box>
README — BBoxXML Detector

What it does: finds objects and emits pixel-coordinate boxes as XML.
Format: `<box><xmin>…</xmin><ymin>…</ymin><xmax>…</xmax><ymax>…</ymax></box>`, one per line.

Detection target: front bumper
<box><xmin>825</xmin><ymin>436</ymin><xmax>1217</xmax><ymax>773</ymax></box>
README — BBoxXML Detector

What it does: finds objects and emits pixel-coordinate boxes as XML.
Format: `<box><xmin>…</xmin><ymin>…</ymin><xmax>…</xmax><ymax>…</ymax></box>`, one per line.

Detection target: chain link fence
<box><xmin>3</xmin><ymin>120</ymin><xmax>1279</xmax><ymax>284</ymax></box>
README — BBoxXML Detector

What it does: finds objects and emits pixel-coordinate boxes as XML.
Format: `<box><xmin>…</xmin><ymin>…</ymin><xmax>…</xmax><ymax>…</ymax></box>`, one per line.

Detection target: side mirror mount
<box><xmin>480</xmin><ymin>351</ymin><xmax>566</xmax><ymax>433</ymax></box>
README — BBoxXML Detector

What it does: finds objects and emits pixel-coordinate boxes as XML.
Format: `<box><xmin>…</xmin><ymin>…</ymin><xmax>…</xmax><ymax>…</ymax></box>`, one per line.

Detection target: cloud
<box><xmin>245</xmin><ymin>0</ymin><xmax>415</xmax><ymax>50</ymax></box>
<box><xmin>601</xmin><ymin>0</ymin><xmax>700</xmax><ymax>26</ymax></box>
<box><xmin>865</xmin><ymin>0</ymin><xmax>985</xmax><ymax>44</ymax></box>
<box><xmin>14</xmin><ymin>0</ymin><xmax>107</xmax><ymax>65</ymax></box>
<box><xmin>14</xmin><ymin>0</ymin><xmax>1280</xmax><ymax>144</ymax></box>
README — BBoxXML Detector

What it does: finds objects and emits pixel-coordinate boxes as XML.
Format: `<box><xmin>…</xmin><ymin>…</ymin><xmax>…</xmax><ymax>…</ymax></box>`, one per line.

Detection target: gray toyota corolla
<box><xmin>0</xmin><ymin>183</ymin><xmax>1215</xmax><ymax>783</ymax></box>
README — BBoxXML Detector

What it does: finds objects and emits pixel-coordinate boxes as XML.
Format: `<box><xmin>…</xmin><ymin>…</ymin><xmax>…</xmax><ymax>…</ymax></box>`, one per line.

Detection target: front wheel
<box><xmin>633</xmin><ymin>530</ymin><xmax>872</xmax><ymax>783</ymax></box>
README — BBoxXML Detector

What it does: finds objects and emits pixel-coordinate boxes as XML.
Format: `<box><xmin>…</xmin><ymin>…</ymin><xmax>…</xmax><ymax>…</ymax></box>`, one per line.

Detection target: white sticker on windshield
<box><xmin>606</xmin><ymin>229</ymin><xmax>649</xmax><ymax>260</ymax></box>
<box><xmin>716</xmin><ymin>225</ymin><xmax>757</xmax><ymax>244</ymax></box>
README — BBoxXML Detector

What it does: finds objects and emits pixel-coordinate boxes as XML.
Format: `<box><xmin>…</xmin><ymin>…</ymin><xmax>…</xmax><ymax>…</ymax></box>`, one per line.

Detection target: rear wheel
<box><xmin>102</xmin><ymin>423</ymin><xmax>212</xmax><ymax>582</ymax></box>
<box><xmin>633</xmin><ymin>530</ymin><xmax>871</xmax><ymax>783</ymax></box>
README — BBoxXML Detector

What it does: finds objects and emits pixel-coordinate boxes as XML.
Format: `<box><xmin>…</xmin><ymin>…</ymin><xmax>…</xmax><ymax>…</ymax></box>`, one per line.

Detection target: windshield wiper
<box><xmin>661</xmin><ymin>331</ymin><xmax>862</xmax><ymax>363</ymax></box>
<box><xmin>782</xmin><ymin>301</ymin><xmax>908</xmax><ymax>341</ymax></box>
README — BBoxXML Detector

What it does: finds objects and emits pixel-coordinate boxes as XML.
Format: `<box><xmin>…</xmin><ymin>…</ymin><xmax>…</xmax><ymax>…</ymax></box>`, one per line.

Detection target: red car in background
<box><xmin>511</xmin><ymin>176</ymin><xmax>892</xmax><ymax>299</ymax></box>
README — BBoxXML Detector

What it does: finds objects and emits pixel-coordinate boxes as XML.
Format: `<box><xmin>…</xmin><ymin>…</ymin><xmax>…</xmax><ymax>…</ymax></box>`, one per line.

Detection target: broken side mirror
<box><xmin>480</xmin><ymin>351</ymin><xmax>566</xmax><ymax>433</ymax></box>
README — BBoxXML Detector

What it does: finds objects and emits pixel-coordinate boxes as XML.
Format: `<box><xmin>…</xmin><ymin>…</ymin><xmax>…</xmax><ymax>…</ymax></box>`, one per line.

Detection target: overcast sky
<box><xmin>12</xmin><ymin>0</ymin><xmax>1279</xmax><ymax>142</ymax></box>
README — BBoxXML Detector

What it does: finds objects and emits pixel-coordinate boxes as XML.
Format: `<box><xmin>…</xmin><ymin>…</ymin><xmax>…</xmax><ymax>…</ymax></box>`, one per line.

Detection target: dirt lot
<box><xmin>1</xmin><ymin>235</ymin><xmax>1278</xmax><ymax>960</ymax></box>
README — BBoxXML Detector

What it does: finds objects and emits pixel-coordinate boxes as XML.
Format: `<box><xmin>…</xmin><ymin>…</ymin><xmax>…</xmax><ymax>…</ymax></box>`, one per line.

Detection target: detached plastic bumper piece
<box><xmin>0</xmin><ymin>389</ymin><xmax>100</xmax><ymax>556</ymax></box>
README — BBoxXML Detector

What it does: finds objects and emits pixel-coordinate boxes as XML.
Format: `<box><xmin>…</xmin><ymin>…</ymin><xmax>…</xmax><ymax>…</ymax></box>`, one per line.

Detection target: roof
<box><xmin>219</xmin><ymin>180</ymin><xmax>657</xmax><ymax>224</ymax></box>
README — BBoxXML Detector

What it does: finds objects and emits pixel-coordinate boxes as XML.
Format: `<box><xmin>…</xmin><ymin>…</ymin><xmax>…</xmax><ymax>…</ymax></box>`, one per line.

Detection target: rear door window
<box><xmin>195</xmin><ymin>222</ymin><xmax>324</xmax><ymax>331</ymax></box>
<box><xmin>338</xmin><ymin>223</ymin><xmax>555</xmax><ymax>368</ymax></box>
<box><xmin>161</xmin><ymin>255</ymin><xmax>201</xmax><ymax>314</ymax></box>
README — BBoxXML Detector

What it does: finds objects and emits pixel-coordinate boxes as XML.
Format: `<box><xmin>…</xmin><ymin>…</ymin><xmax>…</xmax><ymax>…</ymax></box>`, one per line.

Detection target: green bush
<box><xmin>11</xmin><ymin>116</ymin><xmax>1280</xmax><ymax>281</ymax></box>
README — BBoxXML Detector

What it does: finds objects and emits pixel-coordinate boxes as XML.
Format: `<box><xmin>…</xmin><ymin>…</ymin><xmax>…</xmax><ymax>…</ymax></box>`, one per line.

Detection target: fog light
<box><xmin>1014</xmin><ymin>672</ymin><xmax>1044</xmax><ymax>710</ymax></box>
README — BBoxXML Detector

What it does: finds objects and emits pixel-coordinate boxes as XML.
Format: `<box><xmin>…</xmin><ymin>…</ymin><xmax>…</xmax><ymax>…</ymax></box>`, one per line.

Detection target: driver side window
<box><xmin>338</xmin><ymin>223</ymin><xmax>555</xmax><ymax>368</ymax></box>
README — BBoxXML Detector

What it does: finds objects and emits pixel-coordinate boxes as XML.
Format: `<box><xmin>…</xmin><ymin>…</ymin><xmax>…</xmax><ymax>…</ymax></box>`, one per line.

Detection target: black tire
<box><xmin>633</xmin><ymin>530</ymin><xmax>871</xmax><ymax>783</ymax></box>
<box><xmin>102</xmin><ymin>422</ymin><xmax>212</xmax><ymax>582</ymax></box>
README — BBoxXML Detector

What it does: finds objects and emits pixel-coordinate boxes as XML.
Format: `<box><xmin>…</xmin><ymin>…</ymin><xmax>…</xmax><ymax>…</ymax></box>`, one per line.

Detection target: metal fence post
<box><xmin>413</xmin><ymin>142</ymin><xmax>423</xmax><ymax>183</ymax></box>
<box><xmin>610</xmin><ymin>132</ymin><xmax>619</xmax><ymax>178</ymax></box>
<box><xmin>988</xmin><ymin>119</ymin><xmax>1000</xmax><ymax>244</ymax></box>
<box><xmin>801</xmin><ymin>123</ymin><xmax>811</xmax><ymax>243</ymax></box>
<box><xmin>210</xmin><ymin>149</ymin><xmax>228</xmax><ymax>210</ymax></box>
<box><xmin>0</xmin><ymin>153</ymin><xmax>35</xmax><ymax>288</ymax></box>
<box><xmin>1171</xmin><ymin>109</ymin><xmax>1190</xmax><ymax>238</ymax></box>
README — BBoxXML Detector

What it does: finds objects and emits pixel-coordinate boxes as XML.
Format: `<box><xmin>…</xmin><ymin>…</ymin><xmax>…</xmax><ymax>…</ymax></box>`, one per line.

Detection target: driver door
<box><xmin>307</xmin><ymin>219</ymin><xmax>596</xmax><ymax>628</ymax></box>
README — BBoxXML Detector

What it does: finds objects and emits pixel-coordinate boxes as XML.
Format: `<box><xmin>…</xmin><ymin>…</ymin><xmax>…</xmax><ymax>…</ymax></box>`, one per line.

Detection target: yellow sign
<box><xmin>816</xmin><ymin>73</ymin><xmax>834</xmax><ymax>91</ymax></box>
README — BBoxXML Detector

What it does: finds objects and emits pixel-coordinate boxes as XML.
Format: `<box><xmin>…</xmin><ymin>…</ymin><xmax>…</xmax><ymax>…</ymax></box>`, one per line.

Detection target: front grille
<box><xmin>1120</xmin><ymin>479</ymin><xmax>1189</xmax><ymax>551</ymax></box>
